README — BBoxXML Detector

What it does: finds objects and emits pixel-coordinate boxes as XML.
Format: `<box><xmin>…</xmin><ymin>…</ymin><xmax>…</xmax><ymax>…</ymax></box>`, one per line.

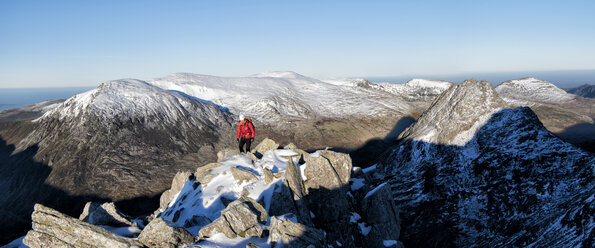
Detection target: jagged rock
<box><xmin>137</xmin><ymin>217</ymin><xmax>194</xmax><ymax>248</ymax></box>
<box><xmin>263</xmin><ymin>167</ymin><xmax>274</xmax><ymax>184</ymax></box>
<box><xmin>230</xmin><ymin>166</ymin><xmax>259</xmax><ymax>184</ymax></box>
<box><xmin>361</xmin><ymin>183</ymin><xmax>401</xmax><ymax>248</ymax></box>
<box><xmin>198</xmin><ymin>215</ymin><xmax>236</xmax><ymax>239</ymax></box>
<box><xmin>251</xmin><ymin>138</ymin><xmax>279</xmax><ymax>157</ymax></box>
<box><xmin>217</xmin><ymin>148</ymin><xmax>241</xmax><ymax>162</ymax></box>
<box><xmin>284</xmin><ymin>159</ymin><xmax>314</xmax><ymax>226</ymax></box>
<box><xmin>199</xmin><ymin>196</ymin><xmax>267</xmax><ymax>239</ymax></box>
<box><xmin>246</xmin><ymin>152</ymin><xmax>258</xmax><ymax>162</ymax></box>
<box><xmin>246</xmin><ymin>241</ymin><xmax>261</xmax><ymax>248</ymax></box>
<box><xmin>303</xmin><ymin>151</ymin><xmax>354</xmax><ymax>246</ymax></box>
<box><xmin>23</xmin><ymin>204</ymin><xmax>141</xmax><ymax>248</ymax></box>
<box><xmin>194</xmin><ymin>162</ymin><xmax>224</xmax><ymax>185</ymax></box>
<box><xmin>79</xmin><ymin>202</ymin><xmax>135</xmax><ymax>227</ymax></box>
<box><xmin>158</xmin><ymin>170</ymin><xmax>193</xmax><ymax>212</ymax></box>
<box><xmin>268</xmin><ymin>216</ymin><xmax>326</xmax><ymax>248</ymax></box>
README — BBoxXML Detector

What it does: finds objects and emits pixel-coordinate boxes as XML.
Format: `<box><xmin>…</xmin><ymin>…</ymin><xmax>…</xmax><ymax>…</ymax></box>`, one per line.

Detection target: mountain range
<box><xmin>0</xmin><ymin>72</ymin><xmax>593</xmax><ymax>247</ymax></box>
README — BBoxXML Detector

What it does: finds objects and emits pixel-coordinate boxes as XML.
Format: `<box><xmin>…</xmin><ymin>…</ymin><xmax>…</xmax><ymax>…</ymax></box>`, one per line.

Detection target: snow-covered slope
<box><xmin>148</xmin><ymin>72</ymin><xmax>415</xmax><ymax>122</ymax></box>
<box><xmin>376</xmin><ymin>79</ymin><xmax>453</xmax><ymax>101</ymax></box>
<box><xmin>496</xmin><ymin>77</ymin><xmax>575</xmax><ymax>105</ymax></box>
<box><xmin>37</xmin><ymin>79</ymin><xmax>227</xmax><ymax>124</ymax></box>
<box><xmin>375</xmin><ymin>79</ymin><xmax>594</xmax><ymax>247</ymax></box>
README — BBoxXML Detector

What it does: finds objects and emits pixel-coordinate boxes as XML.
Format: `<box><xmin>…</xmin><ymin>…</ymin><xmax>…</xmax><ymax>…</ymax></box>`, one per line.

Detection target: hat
<box><xmin>239</xmin><ymin>114</ymin><xmax>245</xmax><ymax>121</ymax></box>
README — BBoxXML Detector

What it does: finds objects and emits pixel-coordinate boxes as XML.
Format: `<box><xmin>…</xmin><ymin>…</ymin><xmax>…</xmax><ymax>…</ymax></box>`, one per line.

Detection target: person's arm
<box><xmin>249</xmin><ymin>122</ymin><xmax>255</xmax><ymax>138</ymax></box>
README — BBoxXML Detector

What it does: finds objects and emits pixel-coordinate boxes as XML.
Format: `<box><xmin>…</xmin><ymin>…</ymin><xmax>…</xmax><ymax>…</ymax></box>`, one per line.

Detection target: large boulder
<box><xmin>318</xmin><ymin>150</ymin><xmax>352</xmax><ymax>185</ymax></box>
<box><xmin>268</xmin><ymin>216</ymin><xmax>326</xmax><ymax>248</ymax></box>
<box><xmin>137</xmin><ymin>217</ymin><xmax>194</xmax><ymax>248</ymax></box>
<box><xmin>217</xmin><ymin>148</ymin><xmax>241</xmax><ymax>162</ymax></box>
<box><xmin>303</xmin><ymin>151</ymin><xmax>354</xmax><ymax>246</ymax></box>
<box><xmin>23</xmin><ymin>204</ymin><xmax>141</xmax><ymax>248</ymax></box>
<box><xmin>158</xmin><ymin>171</ymin><xmax>193</xmax><ymax>212</ymax></box>
<box><xmin>361</xmin><ymin>183</ymin><xmax>402</xmax><ymax>248</ymax></box>
<box><xmin>199</xmin><ymin>196</ymin><xmax>267</xmax><ymax>239</ymax></box>
<box><xmin>251</xmin><ymin>138</ymin><xmax>279</xmax><ymax>157</ymax></box>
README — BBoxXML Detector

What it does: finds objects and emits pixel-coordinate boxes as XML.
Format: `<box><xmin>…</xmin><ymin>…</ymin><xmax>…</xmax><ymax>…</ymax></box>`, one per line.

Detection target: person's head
<box><xmin>239</xmin><ymin>114</ymin><xmax>245</xmax><ymax>121</ymax></box>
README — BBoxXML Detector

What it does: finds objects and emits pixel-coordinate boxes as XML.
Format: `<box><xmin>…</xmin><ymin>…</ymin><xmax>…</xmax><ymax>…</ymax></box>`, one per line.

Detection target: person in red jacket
<box><xmin>237</xmin><ymin>114</ymin><xmax>255</xmax><ymax>153</ymax></box>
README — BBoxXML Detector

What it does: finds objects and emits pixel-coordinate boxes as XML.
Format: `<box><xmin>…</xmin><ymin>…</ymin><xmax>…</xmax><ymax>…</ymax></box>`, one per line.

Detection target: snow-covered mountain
<box><xmin>496</xmin><ymin>77</ymin><xmax>576</xmax><ymax>105</ymax></box>
<box><xmin>496</xmin><ymin>77</ymin><xmax>595</xmax><ymax>152</ymax></box>
<box><xmin>148</xmin><ymin>72</ymin><xmax>421</xmax><ymax>123</ymax></box>
<box><xmin>375</xmin><ymin>78</ymin><xmax>453</xmax><ymax>101</ymax></box>
<box><xmin>374</xmin><ymin>79</ymin><xmax>594</xmax><ymax>247</ymax></box>
<box><xmin>17</xmin><ymin>79</ymin><xmax>233</xmax><ymax>200</ymax></box>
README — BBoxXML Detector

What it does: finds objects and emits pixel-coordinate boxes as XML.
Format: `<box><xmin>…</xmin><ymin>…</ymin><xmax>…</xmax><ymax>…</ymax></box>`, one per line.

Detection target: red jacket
<box><xmin>237</xmin><ymin>119</ymin><xmax>255</xmax><ymax>139</ymax></box>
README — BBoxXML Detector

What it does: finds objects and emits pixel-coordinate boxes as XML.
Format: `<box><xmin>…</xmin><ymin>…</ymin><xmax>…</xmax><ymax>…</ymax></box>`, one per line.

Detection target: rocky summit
<box><xmin>375</xmin><ymin>79</ymin><xmax>594</xmax><ymax>247</ymax></box>
<box><xmin>16</xmin><ymin>140</ymin><xmax>403</xmax><ymax>248</ymax></box>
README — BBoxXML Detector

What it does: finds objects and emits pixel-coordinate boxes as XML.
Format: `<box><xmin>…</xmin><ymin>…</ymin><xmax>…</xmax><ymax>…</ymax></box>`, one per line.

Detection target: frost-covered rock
<box><xmin>23</xmin><ymin>204</ymin><xmax>140</xmax><ymax>248</ymax></box>
<box><xmin>361</xmin><ymin>183</ymin><xmax>401</xmax><ymax>248</ymax></box>
<box><xmin>79</xmin><ymin>202</ymin><xmax>136</xmax><ymax>227</ymax></box>
<box><xmin>137</xmin><ymin>217</ymin><xmax>194</xmax><ymax>248</ymax></box>
<box><xmin>268</xmin><ymin>216</ymin><xmax>326</xmax><ymax>248</ymax></box>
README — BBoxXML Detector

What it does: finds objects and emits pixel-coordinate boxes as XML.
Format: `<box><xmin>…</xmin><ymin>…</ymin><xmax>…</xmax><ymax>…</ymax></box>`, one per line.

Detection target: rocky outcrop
<box><xmin>23</xmin><ymin>204</ymin><xmax>140</xmax><ymax>248</ymax></box>
<box><xmin>251</xmin><ymin>138</ymin><xmax>279</xmax><ymax>157</ymax></box>
<box><xmin>79</xmin><ymin>202</ymin><xmax>136</xmax><ymax>227</ymax></box>
<box><xmin>199</xmin><ymin>196</ymin><xmax>267</xmax><ymax>239</ymax></box>
<box><xmin>137</xmin><ymin>217</ymin><xmax>194</xmax><ymax>248</ymax></box>
<box><xmin>268</xmin><ymin>216</ymin><xmax>326</xmax><ymax>248</ymax></box>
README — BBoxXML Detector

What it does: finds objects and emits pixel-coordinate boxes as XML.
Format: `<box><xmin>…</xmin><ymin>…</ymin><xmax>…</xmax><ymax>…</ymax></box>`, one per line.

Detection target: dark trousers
<box><xmin>239</xmin><ymin>137</ymin><xmax>252</xmax><ymax>153</ymax></box>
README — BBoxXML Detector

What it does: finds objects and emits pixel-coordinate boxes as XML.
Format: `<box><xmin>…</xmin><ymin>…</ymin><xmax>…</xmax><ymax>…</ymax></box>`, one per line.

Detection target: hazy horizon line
<box><xmin>1</xmin><ymin>69</ymin><xmax>593</xmax><ymax>89</ymax></box>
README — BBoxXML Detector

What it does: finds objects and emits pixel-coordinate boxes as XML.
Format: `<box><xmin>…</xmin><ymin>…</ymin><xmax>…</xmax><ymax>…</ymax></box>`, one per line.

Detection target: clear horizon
<box><xmin>1</xmin><ymin>1</ymin><xmax>595</xmax><ymax>88</ymax></box>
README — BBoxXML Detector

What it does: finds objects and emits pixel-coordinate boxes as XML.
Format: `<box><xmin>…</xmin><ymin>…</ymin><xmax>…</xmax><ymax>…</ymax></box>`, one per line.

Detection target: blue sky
<box><xmin>1</xmin><ymin>0</ymin><xmax>594</xmax><ymax>87</ymax></box>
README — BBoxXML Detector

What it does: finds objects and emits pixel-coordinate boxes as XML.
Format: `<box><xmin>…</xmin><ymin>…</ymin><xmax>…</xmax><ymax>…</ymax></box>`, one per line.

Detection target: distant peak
<box><xmin>251</xmin><ymin>71</ymin><xmax>307</xmax><ymax>79</ymax></box>
<box><xmin>405</xmin><ymin>78</ymin><xmax>453</xmax><ymax>89</ymax></box>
